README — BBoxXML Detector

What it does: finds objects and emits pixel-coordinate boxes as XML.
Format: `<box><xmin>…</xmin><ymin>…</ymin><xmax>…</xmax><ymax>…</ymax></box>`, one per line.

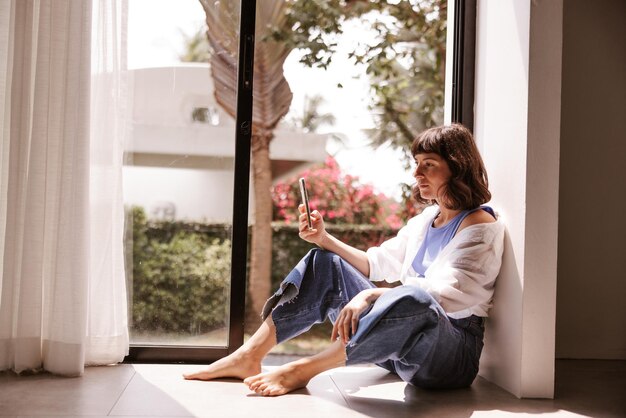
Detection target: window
<box><xmin>123</xmin><ymin>0</ymin><xmax>475</xmax><ymax>363</ymax></box>
<box><xmin>124</xmin><ymin>0</ymin><xmax>254</xmax><ymax>362</ymax></box>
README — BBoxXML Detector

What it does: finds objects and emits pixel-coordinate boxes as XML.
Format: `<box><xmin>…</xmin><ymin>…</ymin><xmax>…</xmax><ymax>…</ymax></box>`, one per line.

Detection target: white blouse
<box><xmin>366</xmin><ymin>205</ymin><xmax>505</xmax><ymax>319</ymax></box>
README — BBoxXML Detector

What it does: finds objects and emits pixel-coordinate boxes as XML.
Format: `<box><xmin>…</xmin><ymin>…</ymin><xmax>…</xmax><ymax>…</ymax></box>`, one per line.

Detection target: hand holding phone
<box><xmin>299</xmin><ymin>177</ymin><xmax>312</xmax><ymax>229</ymax></box>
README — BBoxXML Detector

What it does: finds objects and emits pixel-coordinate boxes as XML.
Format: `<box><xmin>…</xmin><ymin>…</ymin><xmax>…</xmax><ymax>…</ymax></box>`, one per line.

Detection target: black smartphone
<box><xmin>299</xmin><ymin>177</ymin><xmax>312</xmax><ymax>229</ymax></box>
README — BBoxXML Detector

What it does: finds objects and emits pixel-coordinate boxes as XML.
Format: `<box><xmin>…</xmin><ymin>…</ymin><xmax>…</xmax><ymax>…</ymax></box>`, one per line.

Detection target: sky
<box><xmin>127</xmin><ymin>0</ymin><xmax>414</xmax><ymax>199</ymax></box>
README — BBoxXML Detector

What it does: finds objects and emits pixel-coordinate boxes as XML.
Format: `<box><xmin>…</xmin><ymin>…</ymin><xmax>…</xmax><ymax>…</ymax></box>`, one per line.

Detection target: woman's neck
<box><xmin>434</xmin><ymin>206</ymin><xmax>462</xmax><ymax>228</ymax></box>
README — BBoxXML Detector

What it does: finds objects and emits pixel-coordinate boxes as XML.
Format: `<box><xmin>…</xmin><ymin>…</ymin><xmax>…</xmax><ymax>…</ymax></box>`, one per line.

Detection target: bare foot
<box><xmin>243</xmin><ymin>363</ymin><xmax>313</xmax><ymax>396</ymax></box>
<box><xmin>183</xmin><ymin>351</ymin><xmax>262</xmax><ymax>381</ymax></box>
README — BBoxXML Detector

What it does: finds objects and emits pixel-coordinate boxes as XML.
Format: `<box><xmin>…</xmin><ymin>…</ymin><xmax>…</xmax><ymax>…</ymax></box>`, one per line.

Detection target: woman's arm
<box><xmin>317</xmin><ymin>232</ymin><xmax>370</xmax><ymax>277</ymax></box>
<box><xmin>297</xmin><ymin>204</ymin><xmax>370</xmax><ymax>276</ymax></box>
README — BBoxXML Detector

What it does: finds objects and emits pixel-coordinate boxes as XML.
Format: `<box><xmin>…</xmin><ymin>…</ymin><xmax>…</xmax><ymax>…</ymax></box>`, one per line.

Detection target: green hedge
<box><xmin>127</xmin><ymin>207</ymin><xmax>399</xmax><ymax>334</ymax></box>
<box><xmin>129</xmin><ymin>208</ymin><xmax>231</xmax><ymax>334</ymax></box>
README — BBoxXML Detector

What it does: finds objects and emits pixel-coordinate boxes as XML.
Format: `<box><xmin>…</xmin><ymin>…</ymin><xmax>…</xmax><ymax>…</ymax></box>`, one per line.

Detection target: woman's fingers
<box><xmin>351</xmin><ymin>315</ymin><xmax>359</xmax><ymax>338</ymax></box>
<box><xmin>332</xmin><ymin>306</ymin><xmax>362</xmax><ymax>344</ymax></box>
<box><xmin>299</xmin><ymin>213</ymin><xmax>314</xmax><ymax>231</ymax></box>
<box><xmin>298</xmin><ymin>229</ymin><xmax>317</xmax><ymax>239</ymax></box>
<box><xmin>332</xmin><ymin>311</ymin><xmax>347</xmax><ymax>342</ymax></box>
<box><xmin>299</xmin><ymin>222</ymin><xmax>315</xmax><ymax>233</ymax></box>
<box><xmin>331</xmin><ymin>314</ymin><xmax>341</xmax><ymax>341</ymax></box>
<box><xmin>342</xmin><ymin>313</ymin><xmax>351</xmax><ymax>345</ymax></box>
<box><xmin>300</xmin><ymin>210</ymin><xmax>321</xmax><ymax>224</ymax></box>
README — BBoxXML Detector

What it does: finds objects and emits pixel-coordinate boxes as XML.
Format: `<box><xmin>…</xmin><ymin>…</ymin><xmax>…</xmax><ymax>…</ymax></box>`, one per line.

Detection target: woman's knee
<box><xmin>307</xmin><ymin>249</ymin><xmax>374</xmax><ymax>296</ymax></box>
<box><xmin>310</xmin><ymin>248</ymin><xmax>342</xmax><ymax>276</ymax></box>
<box><xmin>310</xmin><ymin>248</ymin><xmax>337</xmax><ymax>265</ymax></box>
<box><xmin>379</xmin><ymin>285</ymin><xmax>442</xmax><ymax>319</ymax></box>
<box><xmin>294</xmin><ymin>248</ymin><xmax>341</xmax><ymax>291</ymax></box>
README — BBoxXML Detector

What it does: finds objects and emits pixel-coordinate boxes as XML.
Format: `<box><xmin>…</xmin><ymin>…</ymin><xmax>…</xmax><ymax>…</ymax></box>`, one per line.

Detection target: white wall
<box><xmin>556</xmin><ymin>0</ymin><xmax>626</xmax><ymax>360</ymax></box>
<box><xmin>123</xmin><ymin>166</ymin><xmax>235</xmax><ymax>223</ymax></box>
<box><xmin>473</xmin><ymin>0</ymin><xmax>563</xmax><ymax>398</ymax></box>
<box><xmin>124</xmin><ymin>65</ymin><xmax>328</xmax><ymax>223</ymax></box>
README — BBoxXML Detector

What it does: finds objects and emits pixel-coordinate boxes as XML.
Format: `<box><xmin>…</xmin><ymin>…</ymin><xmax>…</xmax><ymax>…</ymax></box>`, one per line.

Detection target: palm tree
<box><xmin>296</xmin><ymin>95</ymin><xmax>337</xmax><ymax>133</ymax></box>
<box><xmin>198</xmin><ymin>0</ymin><xmax>293</xmax><ymax>330</ymax></box>
<box><xmin>179</xmin><ymin>27</ymin><xmax>211</xmax><ymax>63</ymax></box>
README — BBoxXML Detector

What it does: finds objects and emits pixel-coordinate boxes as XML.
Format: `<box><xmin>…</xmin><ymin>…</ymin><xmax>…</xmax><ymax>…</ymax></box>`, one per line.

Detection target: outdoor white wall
<box><xmin>556</xmin><ymin>0</ymin><xmax>626</xmax><ymax>360</ymax></box>
<box><xmin>123</xmin><ymin>166</ymin><xmax>235</xmax><ymax>223</ymax></box>
<box><xmin>124</xmin><ymin>65</ymin><xmax>328</xmax><ymax>222</ymax></box>
<box><xmin>473</xmin><ymin>0</ymin><xmax>563</xmax><ymax>399</ymax></box>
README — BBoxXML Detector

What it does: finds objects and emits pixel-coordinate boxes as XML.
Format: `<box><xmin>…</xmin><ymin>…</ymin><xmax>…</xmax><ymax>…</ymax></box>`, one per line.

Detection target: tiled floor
<box><xmin>0</xmin><ymin>359</ymin><xmax>624</xmax><ymax>418</ymax></box>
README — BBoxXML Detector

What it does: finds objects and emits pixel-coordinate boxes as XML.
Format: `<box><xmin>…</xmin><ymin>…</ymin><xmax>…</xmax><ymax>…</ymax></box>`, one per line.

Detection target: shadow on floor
<box><xmin>329</xmin><ymin>360</ymin><xmax>626</xmax><ymax>418</ymax></box>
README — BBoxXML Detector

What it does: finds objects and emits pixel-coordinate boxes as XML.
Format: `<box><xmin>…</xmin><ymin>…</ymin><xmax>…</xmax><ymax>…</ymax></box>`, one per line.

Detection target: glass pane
<box><xmin>256</xmin><ymin>1</ymin><xmax>448</xmax><ymax>356</ymax></box>
<box><xmin>124</xmin><ymin>0</ymin><xmax>240</xmax><ymax>347</ymax></box>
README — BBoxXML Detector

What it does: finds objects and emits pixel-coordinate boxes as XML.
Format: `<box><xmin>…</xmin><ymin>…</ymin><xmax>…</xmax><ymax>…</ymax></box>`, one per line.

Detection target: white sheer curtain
<box><xmin>0</xmin><ymin>0</ymin><xmax>129</xmax><ymax>376</ymax></box>
<box><xmin>86</xmin><ymin>0</ymin><xmax>129</xmax><ymax>367</ymax></box>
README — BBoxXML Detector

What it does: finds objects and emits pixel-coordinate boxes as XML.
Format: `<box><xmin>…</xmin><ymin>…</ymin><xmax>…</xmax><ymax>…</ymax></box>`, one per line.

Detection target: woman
<box><xmin>184</xmin><ymin>123</ymin><xmax>505</xmax><ymax>396</ymax></box>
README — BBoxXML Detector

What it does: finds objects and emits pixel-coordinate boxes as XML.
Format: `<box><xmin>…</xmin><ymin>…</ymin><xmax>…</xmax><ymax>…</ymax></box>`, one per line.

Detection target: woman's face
<box><xmin>413</xmin><ymin>153</ymin><xmax>452</xmax><ymax>202</ymax></box>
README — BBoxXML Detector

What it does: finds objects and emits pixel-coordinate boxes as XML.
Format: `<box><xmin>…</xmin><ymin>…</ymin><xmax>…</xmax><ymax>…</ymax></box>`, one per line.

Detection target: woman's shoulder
<box><xmin>457</xmin><ymin>207</ymin><xmax>497</xmax><ymax>234</ymax></box>
<box><xmin>466</xmin><ymin>208</ymin><xmax>497</xmax><ymax>225</ymax></box>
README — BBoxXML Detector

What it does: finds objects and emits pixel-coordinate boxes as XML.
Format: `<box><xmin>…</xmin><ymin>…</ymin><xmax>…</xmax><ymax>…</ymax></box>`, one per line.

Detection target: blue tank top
<box><xmin>411</xmin><ymin>206</ymin><xmax>495</xmax><ymax>276</ymax></box>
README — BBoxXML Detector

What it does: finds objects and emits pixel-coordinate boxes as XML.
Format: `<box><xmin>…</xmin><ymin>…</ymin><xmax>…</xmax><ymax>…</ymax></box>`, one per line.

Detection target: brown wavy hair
<box><xmin>411</xmin><ymin>124</ymin><xmax>491</xmax><ymax>210</ymax></box>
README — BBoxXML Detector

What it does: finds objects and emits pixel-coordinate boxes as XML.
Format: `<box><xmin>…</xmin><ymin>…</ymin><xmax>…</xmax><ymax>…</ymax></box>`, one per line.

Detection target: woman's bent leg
<box><xmin>184</xmin><ymin>248</ymin><xmax>373</xmax><ymax>382</ymax></box>
<box><xmin>264</xmin><ymin>248</ymin><xmax>375</xmax><ymax>343</ymax></box>
<box><xmin>346</xmin><ymin>285</ymin><xmax>483</xmax><ymax>389</ymax></box>
<box><xmin>183</xmin><ymin>316</ymin><xmax>277</xmax><ymax>381</ymax></box>
<box><xmin>240</xmin><ymin>249</ymin><xmax>374</xmax><ymax>396</ymax></box>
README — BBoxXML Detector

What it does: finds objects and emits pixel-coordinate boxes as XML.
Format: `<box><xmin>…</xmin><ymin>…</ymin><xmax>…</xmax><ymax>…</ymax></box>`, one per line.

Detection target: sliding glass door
<box><xmin>122</xmin><ymin>0</ymin><xmax>475</xmax><ymax>363</ymax></box>
<box><xmin>124</xmin><ymin>0</ymin><xmax>255</xmax><ymax>362</ymax></box>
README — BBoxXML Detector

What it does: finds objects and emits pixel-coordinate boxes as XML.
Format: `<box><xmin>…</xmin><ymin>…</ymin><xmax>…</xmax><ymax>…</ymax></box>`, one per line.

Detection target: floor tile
<box><xmin>551</xmin><ymin>359</ymin><xmax>626</xmax><ymax>418</ymax></box>
<box><xmin>0</xmin><ymin>365</ymin><xmax>135</xmax><ymax>416</ymax></box>
<box><xmin>331</xmin><ymin>363</ymin><xmax>626</xmax><ymax>418</ymax></box>
<box><xmin>109</xmin><ymin>364</ymin><xmax>366</xmax><ymax>418</ymax></box>
<box><xmin>329</xmin><ymin>367</ymin><xmax>557</xmax><ymax>418</ymax></box>
<box><xmin>1</xmin><ymin>360</ymin><xmax>623</xmax><ymax>418</ymax></box>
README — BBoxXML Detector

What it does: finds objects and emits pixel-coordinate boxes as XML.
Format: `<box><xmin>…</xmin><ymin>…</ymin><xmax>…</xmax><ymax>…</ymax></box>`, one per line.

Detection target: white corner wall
<box><xmin>473</xmin><ymin>0</ymin><xmax>563</xmax><ymax>398</ymax></box>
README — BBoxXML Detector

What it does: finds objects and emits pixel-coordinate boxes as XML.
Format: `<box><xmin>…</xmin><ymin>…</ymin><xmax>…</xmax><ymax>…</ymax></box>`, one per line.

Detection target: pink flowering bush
<box><xmin>272</xmin><ymin>156</ymin><xmax>407</xmax><ymax>229</ymax></box>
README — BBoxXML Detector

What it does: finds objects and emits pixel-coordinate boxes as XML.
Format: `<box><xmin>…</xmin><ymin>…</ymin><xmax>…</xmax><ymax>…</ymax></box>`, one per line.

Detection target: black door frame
<box><xmin>125</xmin><ymin>0</ymin><xmax>257</xmax><ymax>363</ymax></box>
<box><xmin>451</xmin><ymin>0</ymin><xmax>477</xmax><ymax>131</ymax></box>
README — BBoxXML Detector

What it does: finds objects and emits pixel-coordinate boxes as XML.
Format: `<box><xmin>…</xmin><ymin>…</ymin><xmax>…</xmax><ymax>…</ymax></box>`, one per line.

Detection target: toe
<box><xmin>260</xmin><ymin>382</ymin><xmax>273</xmax><ymax>394</ymax></box>
<box><xmin>249</xmin><ymin>379</ymin><xmax>262</xmax><ymax>391</ymax></box>
<box><xmin>243</xmin><ymin>374</ymin><xmax>258</xmax><ymax>386</ymax></box>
